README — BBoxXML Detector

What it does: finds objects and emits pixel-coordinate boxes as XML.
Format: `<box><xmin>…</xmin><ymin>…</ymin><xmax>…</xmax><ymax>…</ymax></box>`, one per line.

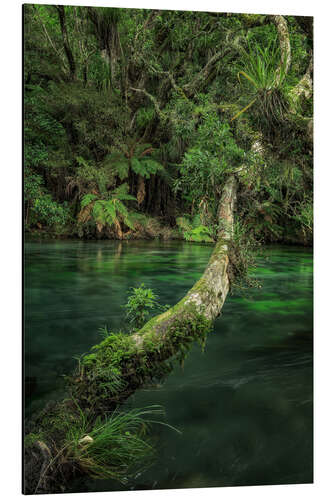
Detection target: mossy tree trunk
<box><xmin>271</xmin><ymin>15</ymin><xmax>291</xmax><ymax>77</ymax></box>
<box><xmin>129</xmin><ymin>175</ymin><xmax>237</xmax><ymax>348</ymax></box>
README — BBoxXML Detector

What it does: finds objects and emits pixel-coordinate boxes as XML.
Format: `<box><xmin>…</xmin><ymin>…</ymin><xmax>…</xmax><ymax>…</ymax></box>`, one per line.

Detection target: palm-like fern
<box><xmin>103</xmin><ymin>141</ymin><xmax>165</xmax><ymax>205</ymax></box>
<box><xmin>130</xmin><ymin>157</ymin><xmax>164</xmax><ymax>178</ymax></box>
<box><xmin>103</xmin><ymin>143</ymin><xmax>164</xmax><ymax>179</ymax></box>
<box><xmin>78</xmin><ymin>183</ymin><xmax>136</xmax><ymax>237</ymax></box>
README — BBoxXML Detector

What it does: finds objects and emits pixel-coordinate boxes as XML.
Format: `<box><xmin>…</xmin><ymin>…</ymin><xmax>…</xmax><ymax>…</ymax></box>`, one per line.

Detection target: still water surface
<box><xmin>25</xmin><ymin>240</ymin><xmax>313</xmax><ymax>490</ymax></box>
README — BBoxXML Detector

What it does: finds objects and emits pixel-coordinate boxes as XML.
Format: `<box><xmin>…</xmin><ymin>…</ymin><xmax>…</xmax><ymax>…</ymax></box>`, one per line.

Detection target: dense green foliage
<box><xmin>24</xmin><ymin>6</ymin><xmax>312</xmax><ymax>245</ymax></box>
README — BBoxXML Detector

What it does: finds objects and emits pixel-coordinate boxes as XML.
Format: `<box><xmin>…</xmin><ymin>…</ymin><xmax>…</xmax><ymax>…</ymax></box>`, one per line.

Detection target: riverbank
<box><xmin>25</xmin><ymin>221</ymin><xmax>312</xmax><ymax>247</ymax></box>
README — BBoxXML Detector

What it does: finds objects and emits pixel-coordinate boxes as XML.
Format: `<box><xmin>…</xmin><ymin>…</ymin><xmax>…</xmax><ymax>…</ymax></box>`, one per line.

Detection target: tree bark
<box><xmin>56</xmin><ymin>6</ymin><xmax>76</xmax><ymax>80</ymax></box>
<box><xmin>137</xmin><ymin>175</ymin><xmax>146</xmax><ymax>205</ymax></box>
<box><xmin>271</xmin><ymin>15</ymin><xmax>291</xmax><ymax>76</ymax></box>
<box><xmin>289</xmin><ymin>56</ymin><xmax>313</xmax><ymax>111</ymax></box>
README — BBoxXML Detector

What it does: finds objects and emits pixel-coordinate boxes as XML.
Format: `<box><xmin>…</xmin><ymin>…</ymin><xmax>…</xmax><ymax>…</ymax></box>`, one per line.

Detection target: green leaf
<box><xmin>81</xmin><ymin>193</ymin><xmax>98</xmax><ymax>208</ymax></box>
<box><xmin>131</xmin><ymin>157</ymin><xmax>146</xmax><ymax>176</ymax></box>
<box><xmin>104</xmin><ymin>201</ymin><xmax>117</xmax><ymax>224</ymax></box>
<box><xmin>92</xmin><ymin>200</ymin><xmax>105</xmax><ymax>222</ymax></box>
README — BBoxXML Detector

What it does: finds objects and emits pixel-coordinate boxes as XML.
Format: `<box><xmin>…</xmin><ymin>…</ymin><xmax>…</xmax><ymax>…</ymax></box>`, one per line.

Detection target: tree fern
<box><xmin>78</xmin><ymin>184</ymin><xmax>136</xmax><ymax>235</ymax></box>
<box><xmin>112</xmin><ymin>183</ymin><xmax>137</xmax><ymax>201</ymax></box>
<box><xmin>103</xmin><ymin>153</ymin><xmax>129</xmax><ymax>181</ymax></box>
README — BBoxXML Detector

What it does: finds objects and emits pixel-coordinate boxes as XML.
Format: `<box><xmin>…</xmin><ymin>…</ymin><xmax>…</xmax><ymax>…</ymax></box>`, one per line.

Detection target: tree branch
<box><xmin>271</xmin><ymin>15</ymin><xmax>291</xmax><ymax>76</ymax></box>
<box><xmin>130</xmin><ymin>87</ymin><xmax>166</xmax><ymax>121</ymax></box>
<box><xmin>183</xmin><ymin>49</ymin><xmax>230</xmax><ymax>97</ymax></box>
<box><xmin>289</xmin><ymin>55</ymin><xmax>313</xmax><ymax>110</ymax></box>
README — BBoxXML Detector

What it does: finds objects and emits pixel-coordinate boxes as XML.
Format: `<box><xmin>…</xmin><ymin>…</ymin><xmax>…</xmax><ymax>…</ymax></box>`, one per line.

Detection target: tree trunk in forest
<box><xmin>288</xmin><ymin>56</ymin><xmax>313</xmax><ymax>143</ymax></box>
<box><xmin>56</xmin><ymin>6</ymin><xmax>76</xmax><ymax>81</ymax></box>
<box><xmin>271</xmin><ymin>15</ymin><xmax>291</xmax><ymax>77</ymax></box>
<box><xmin>137</xmin><ymin>175</ymin><xmax>146</xmax><ymax>205</ymax></box>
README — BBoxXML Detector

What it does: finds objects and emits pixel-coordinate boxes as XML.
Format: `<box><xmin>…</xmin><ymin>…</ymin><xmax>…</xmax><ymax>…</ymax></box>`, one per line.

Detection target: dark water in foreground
<box><xmin>24</xmin><ymin>240</ymin><xmax>313</xmax><ymax>490</ymax></box>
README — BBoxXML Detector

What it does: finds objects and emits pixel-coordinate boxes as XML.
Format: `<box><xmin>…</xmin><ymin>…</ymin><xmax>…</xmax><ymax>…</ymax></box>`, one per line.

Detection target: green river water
<box><xmin>24</xmin><ymin>240</ymin><xmax>313</xmax><ymax>491</ymax></box>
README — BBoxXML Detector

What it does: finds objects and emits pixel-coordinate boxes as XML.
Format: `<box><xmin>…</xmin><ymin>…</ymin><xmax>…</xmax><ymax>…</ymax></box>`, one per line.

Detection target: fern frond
<box><xmin>114</xmin><ymin>200</ymin><xmax>129</xmax><ymax>218</ymax></box>
<box><xmin>112</xmin><ymin>183</ymin><xmax>136</xmax><ymax>201</ymax></box>
<box><xmin>92</xmin><ymin>200</ymin><xmax>106</xmax><ymax>223</ymax></box>
<box><xmin>76</xmin><ymin>156</ymin><xmax>90</xmax><ymax>168</ymax></box>
<box><xmin>103</xmin><ymin>154</ymin><xmax>129</xmax><ymax>181</ymax></box>
<box><xmin>141</xmin><ymin>159</ymin><xmax>165</xmax><ymax>175</ymax></box>
<box><xmin>81</xmin><ymin>193</ymin><xmax>98</xmax><ymax>208</ymax></box>
<box><xmin>104</xmin><ymin>200</ymin><xmax>117</xmax><ymax>225</ymax></box>
<box><xmin>131</xmin><ymin>157</ymin><xmax>146</xmax><ymax>176</ymax></box>
<box><xmin>134</xmin><ymin>143</ymin><xmax>153</xmax><ymax>156</ymax></box>
<box><xmin>114</xmin><ymin>162</ymin><xmax>129</xmax><ymax>180</ymax></box>
<box><xmin>123</xmin><ymin>215</ymin><xmax>135</xmax><ymax>230</ymax></box>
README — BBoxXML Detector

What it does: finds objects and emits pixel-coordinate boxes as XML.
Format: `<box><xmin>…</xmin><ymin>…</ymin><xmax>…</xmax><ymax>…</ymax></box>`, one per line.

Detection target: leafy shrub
<box><xmin>32</xmin><ymin>195</ymin><xmax>70</xmax><ymax>228</ymax></box>
<box><xmin>175</xmin><ymin>113</ymin><xmax>245</xmax><ymax>211</ymax></box>
<box><xmin>291</xmin><ymin>196</ymin><xmax>313</xmax><ymax>238</ymax></box>
<box><xmin>125</xmin><ymin>284</ymin><xmax>167</xmax><ymax>330</ymax></box>
<box><xmin>176</xmin><ymin>215</ymin><xmax>214</xmax><ymax>243</ymax></box>
<box><xmin>24</xmin><ymin>168</ymin><xmax>71</xmax><ymax>230</ymax></box>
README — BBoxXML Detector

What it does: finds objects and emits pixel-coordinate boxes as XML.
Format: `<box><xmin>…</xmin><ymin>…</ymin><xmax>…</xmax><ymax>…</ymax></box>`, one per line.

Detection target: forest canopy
<box><xmin>24</xmin><ymin>5</ymin><xmax>313</xmax><ymax>245</ymax></box>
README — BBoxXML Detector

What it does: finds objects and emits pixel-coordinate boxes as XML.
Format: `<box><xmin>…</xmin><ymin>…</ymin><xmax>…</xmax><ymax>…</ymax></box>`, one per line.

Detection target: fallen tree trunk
<box><xmin>134</xmin><ymin>175</ymin><xmax>237</xmax><ymax>345</ymax></box>
<box><xmin>71</xmin><ymin>175</ymin><xmax>237</xmax><ymax>409</ymax></box>
<box><xmin>24</xmin><ymin>175</ymin><xmax>237</xmax><ymax>493</ymax></box>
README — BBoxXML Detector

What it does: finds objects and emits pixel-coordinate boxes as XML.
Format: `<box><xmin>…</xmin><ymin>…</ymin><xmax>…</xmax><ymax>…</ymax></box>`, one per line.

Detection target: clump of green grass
<box><xmin>68</xmin><ymin>406</ymin><xmax>165</xmax><ymax>482</ymax></box>
<box><xmin>35</xmin><ymin>402</ymin><xmax>179</xmax><ymax>491</ymax></box>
